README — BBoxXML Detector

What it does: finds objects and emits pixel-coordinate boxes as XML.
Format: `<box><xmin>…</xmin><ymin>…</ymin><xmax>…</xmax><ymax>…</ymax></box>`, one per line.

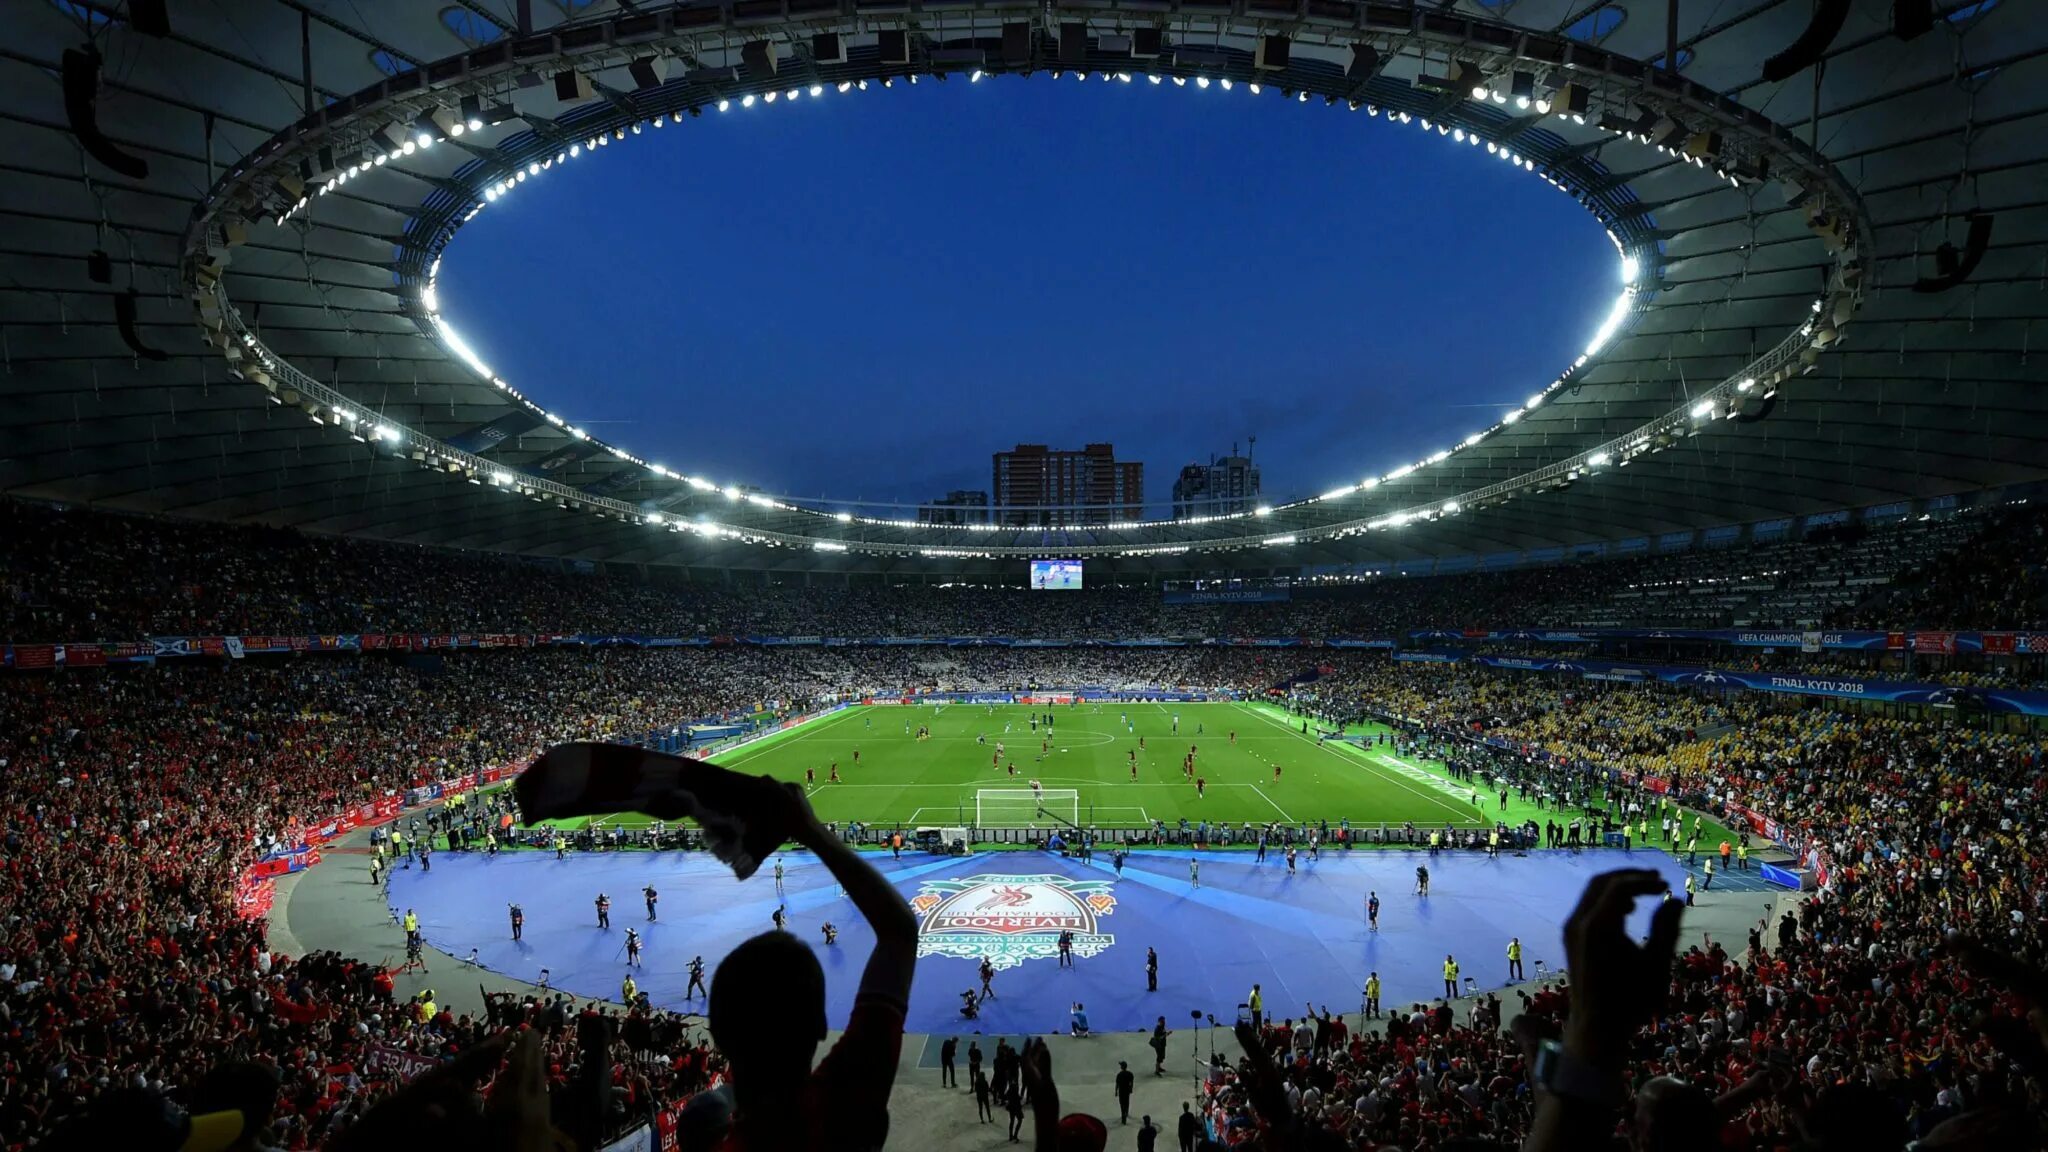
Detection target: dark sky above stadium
<box><xmin>441</xmin><ymin>79</ymin><xmax>1616</xmax><ymax>514</ymax></box>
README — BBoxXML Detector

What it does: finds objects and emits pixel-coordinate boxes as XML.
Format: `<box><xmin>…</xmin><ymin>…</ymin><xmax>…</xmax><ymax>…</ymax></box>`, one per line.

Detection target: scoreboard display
<box><xmin>1029</xmin><ymin>559</ymin><xmax>1083</xmax><ymax>590</ymax></box>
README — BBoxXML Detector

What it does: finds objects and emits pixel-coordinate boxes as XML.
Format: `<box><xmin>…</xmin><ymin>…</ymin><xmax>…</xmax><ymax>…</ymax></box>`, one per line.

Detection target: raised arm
<box><xmin>785</xmin><ymin>785</ymin><xmax>917</xmax><ymax>1005</ymax></box>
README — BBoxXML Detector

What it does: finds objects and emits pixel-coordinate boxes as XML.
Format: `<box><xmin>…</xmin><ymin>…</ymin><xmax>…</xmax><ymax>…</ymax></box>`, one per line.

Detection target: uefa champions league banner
<box><xmin>1471</xmin><ymin>653</ymin><xmax>2048</xmax><ymax>715</ymax></box>
<box><xmin>1411</xmin><ymin>627</ymin><xmax>2045</xmax><ymax>653</ymax></box>
<box><xmin>7</xmin><ymin>628</ymin><xmax>2042</xmax><ymax>667</ymax></box>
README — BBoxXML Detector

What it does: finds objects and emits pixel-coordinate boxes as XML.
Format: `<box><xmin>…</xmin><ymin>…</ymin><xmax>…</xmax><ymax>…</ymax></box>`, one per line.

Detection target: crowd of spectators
<box><xmin>1200</xmin><ymin>665</ymin><xmax>2048</xmax><ymax>1150</ymax></box>
<box><xmin>1830</xmin><ymin>502</ymin><xmax>2048</xmax><ymax>630</ymax></box>
<box><xmin>0</xmin><ymin>653</ymin><xmax>782</xmax><ymax>1150</ymax></box>
<box><xmin>7</xmin><ymin>498</ymin><xmax>2045</xmax><ymax>644</ymax></box>
<box><xmin>7</xmin><ymin>493</ymin><xmax>2048</xmax><ymax>1151</ymax></box>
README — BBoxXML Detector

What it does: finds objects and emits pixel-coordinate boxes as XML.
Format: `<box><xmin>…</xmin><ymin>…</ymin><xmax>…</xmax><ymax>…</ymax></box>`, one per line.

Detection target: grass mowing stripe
<box><xmin>1239</xmin><ymin>700</ymin><xmax>1483</xmax><ymax>825</ymax></box>
<box><xmin>708</xmin><ymin>705</ymin><xmax>865</xmax><ymax>769</ymax></box>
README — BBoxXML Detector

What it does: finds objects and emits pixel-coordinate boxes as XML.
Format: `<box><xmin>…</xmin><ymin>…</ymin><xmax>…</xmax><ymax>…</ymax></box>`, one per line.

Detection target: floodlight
<box><xmin>1510</xmin><ymin>71</ymin><xmax>1535</xmax><ymax>109</ymax></box>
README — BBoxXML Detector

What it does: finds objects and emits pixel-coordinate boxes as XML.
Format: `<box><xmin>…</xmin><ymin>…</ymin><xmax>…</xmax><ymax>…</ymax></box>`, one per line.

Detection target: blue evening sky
<box><xmin>439</xmin><ymin>79</ymin><xmax>1615</xmax><ymax>513</ymax></box>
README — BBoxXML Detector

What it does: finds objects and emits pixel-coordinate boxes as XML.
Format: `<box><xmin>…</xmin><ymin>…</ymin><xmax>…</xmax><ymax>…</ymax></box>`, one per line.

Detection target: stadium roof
<box><xmin>3</xmin><ymin>0</ymin><xmax>2044</xmax><ymax>577</ymax></box>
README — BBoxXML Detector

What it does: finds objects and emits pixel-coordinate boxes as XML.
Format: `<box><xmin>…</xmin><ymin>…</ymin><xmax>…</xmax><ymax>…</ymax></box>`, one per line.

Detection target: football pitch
<box><xmin>598</xmin><ymin>700</ymin><xmax>1494</xmax><ymax>832</ymax></box>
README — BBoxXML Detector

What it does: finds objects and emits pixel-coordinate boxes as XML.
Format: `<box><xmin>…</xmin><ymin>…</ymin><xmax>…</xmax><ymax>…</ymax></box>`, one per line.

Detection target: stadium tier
<box><xmin>9</xmin><ymin>0</ymin><xmax>2048</xmax><ymax>1149</ymax></box>
<box><xmin>6</xmin><ymin>498</ymin><xmax>2047</xmax><ymax>644</ymax></box>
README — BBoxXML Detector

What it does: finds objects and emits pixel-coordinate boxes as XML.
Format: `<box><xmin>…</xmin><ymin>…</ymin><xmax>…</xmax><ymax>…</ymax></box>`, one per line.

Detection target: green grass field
<box><xmin>506</xmin><ymin>699</ymin><xmax>1743</xmax><ymax>850</ymax></box>
<box><xmin>587</xmin><ymin>700</ymin><xmax>1494</xmax><ymax>832</ymax></box>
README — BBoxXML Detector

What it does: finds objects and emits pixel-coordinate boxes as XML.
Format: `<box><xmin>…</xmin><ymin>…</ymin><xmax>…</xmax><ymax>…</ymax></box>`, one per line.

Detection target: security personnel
<box><xmin>1443</xmin><ymin>954</ymin><xmax>1460</xmax><ymax>999</ymax></box>
<box><xmin>1363</xmin><ymin>972</ymin><xmax>1381</xmax><ymax>1019</ymax></box>
<box><xmin>1507</xmin><ymin>938</ymin><xmax>1524</xmax><ymax>981</ymax></box>
<box><xmin>1487</xmin><ymin>828</ymin><xmax>1501</xmax><ymax>859</ymax></box>
<box><xmin>417</xmin><ymin>991</ymin><xmax>436</xmax><ymax>1024</ymax></box>
<box><xmin>402</xmin><ymin>909</ymin><xmax>419</xmax><ymax>944</ymax></box>
<box><xmin>509</xmin><ymin>903</ymin><xmax>524</xmax><ymax>941</ymax></box>
<box><xmin>553</xmin><ymin>834</ymin><xmax>566</xmax><ymax>860</ymax></box>
<box><xmin>1737</xmin><ymin>841</ymin><xmax>1749</xmax><ymax>871</ymax></box>
<box><xmin>1684</xmin><ymin>873</ymin><xmax>1698</xmax><ymax>906</ymax></box>
<box><xmin>1247</xmin><ymin>984</ymin><xmax>1264</xmax><ymax>1030</ymax></box>
<box><xmin>621</xmin><ymin>972</ymin><xmax>638</xmax><ymax>1005</ymax></box>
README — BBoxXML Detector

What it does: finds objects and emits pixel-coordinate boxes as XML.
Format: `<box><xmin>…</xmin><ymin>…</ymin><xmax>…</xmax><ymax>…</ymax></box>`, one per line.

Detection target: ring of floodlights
<box><xmin>182</xmin><ymin>0</ymin><xmax>1872</xmax><ymax>562</ymax></box>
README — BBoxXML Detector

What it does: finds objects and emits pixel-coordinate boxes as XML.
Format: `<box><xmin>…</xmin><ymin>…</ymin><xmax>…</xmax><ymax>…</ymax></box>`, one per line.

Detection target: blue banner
<box><xmin>1469</xmin><ymin>654</ymin><xmax>2048</xmax><ymax>715</ymax></box>
<box><xmin>1162</xmin><ymin>588</ymin><xmax>1292</xmax><ymax>604</ymax></box>
<box><xmin>1413</xmin><ymin>627</ymin><xmax>2045</xmax><ymax>654</ymax></box>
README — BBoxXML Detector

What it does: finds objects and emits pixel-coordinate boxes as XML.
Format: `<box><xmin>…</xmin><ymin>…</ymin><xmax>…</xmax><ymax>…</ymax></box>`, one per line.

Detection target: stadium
<box><xmin>3</xmin><ymin>1</ymin><xmax>2047</xmax><ymax>1150</ymax></box>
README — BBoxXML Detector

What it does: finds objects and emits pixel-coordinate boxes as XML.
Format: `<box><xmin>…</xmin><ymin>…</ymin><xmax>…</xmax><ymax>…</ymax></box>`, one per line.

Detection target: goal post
<box><xmin>976</xmin><ymin>788</ymin><xmax>1080</xmax><ymax>828</ymax></box>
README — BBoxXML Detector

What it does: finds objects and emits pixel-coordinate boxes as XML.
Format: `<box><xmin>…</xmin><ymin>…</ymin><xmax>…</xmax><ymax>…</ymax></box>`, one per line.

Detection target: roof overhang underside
<box><xmin>2</xmin><ymin>0</ymin><xmax>2045</xmax><ymax>577</ymax></box>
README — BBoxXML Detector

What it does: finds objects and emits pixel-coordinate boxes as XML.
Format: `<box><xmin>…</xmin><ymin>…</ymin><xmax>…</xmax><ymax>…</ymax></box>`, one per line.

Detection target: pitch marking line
<box><xmin>1249</xmin><ymin>783</ymin><xmax>1294</xmax><ymax>823</ymax></box>
<box><xmin>1238</xmin><ymin>703</ymin><xmax>1480</xmax><ymax>825</ymax></box>
<box><xmin>711</xmin><ymin>706</ymin><xmax>865</xmax><ymax>769</ymax></box>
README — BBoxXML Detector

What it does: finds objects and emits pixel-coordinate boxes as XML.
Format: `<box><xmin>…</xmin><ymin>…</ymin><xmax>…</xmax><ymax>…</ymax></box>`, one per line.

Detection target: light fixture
<box><xmin>1510</xmin><ymin>71</ymin><xmax>1535</xmax><ymax>109</ymax></box>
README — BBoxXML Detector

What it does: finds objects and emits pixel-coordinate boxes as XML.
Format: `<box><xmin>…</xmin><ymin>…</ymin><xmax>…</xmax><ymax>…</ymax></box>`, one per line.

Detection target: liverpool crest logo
<box><xmin>910</xmin><ymin>874</ymin><xmax>1118</xmax><ymax>969</ymax></box>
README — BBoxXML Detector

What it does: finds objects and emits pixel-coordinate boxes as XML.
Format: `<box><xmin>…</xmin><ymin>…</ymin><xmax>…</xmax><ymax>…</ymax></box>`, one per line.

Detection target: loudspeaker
<box><xmin>1346</xmin><ymin>44</ymin><xmax>1378</xmax><ymax>79</ymax></box>
<box><xmin>1914</xmin><ymin>214</ymin><xmax>1994</xmax><ymax>294</ymax></box>
<box><xmin>878</xmin><ymin>29</ymin><xmax>909</xmax><ymax>65</ymax></box>
<box><xmin>1255</xmin><ymin>35</ymin><xmax>1290</xmax><ymax>71</ymax></box>
<box><xmin>1893</xmin><ymin>0</ymin><xmax>1934</xmax><ymax>39</ymax></box>
<box><xmin>1058</xmin><ymin>22</ymin><xmax>1087</xmax><ymax>64</ymax></box>
<box><xmin>1002</xmin><ymin>23</ymin><xmax>1031</xmax><ymax>64</ymax></box>
<box><xmin>128</xmin><ymin>0</ymin><xmax>169</xmax><ymax>36</ymax></box>
<box><xmin>627</xmin><ymin>55</ymin><xmax>668</xmax><ymax>89</ymax></box>
<box><xmin>1132</xmin><ymin>28</ymin><xmax>1163</xmax><ymax>59</ymax></box>
<box><xmin>812</xmin><ymin>32</ymin><xmax>846</xmax><ymax>64</ymax></box>
<box><xmin>62</xmin><ymin>49</ymin><xmax>147</xmax><ymax>179</ymax></box>
<box><xmin>1762</xmin><ymin>0</ymin><xmax>1850</xmax><ymax>82</ymax></box>
<box><xmin>115</xmin><ymin>291</ymin><xmax>168</xmax><ymax>361</ymax></box>
<box><xmin>553</xmin><ymin>69</ymin><xmax>592</xmax><ymax>101</ymax></box>
<box><xmin>742</xmin><ymin>41</ymin><xmax>778</xmax><ymax>77</ymax></box>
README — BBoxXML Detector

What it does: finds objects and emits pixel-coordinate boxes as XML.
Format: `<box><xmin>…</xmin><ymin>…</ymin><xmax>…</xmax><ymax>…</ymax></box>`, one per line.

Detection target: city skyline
<box><xmin>920</xmin><ymin>438</ymin><xmax>1264</xmax><ymax>521</ymax></box>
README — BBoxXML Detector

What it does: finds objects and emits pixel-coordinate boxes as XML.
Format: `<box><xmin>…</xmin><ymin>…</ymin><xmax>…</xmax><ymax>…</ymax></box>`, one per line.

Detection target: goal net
<box><xmin>976</xmin><ymin>788</ymin><xmax>1080</xmax><ymax>828</ymax></box>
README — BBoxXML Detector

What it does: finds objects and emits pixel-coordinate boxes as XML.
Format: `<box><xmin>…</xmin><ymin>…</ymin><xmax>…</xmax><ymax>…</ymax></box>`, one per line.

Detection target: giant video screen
<box><xmin>1029</xmin><ymin>559</ymin><xmax>1083</xmax><ymax>590</ymax></box>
